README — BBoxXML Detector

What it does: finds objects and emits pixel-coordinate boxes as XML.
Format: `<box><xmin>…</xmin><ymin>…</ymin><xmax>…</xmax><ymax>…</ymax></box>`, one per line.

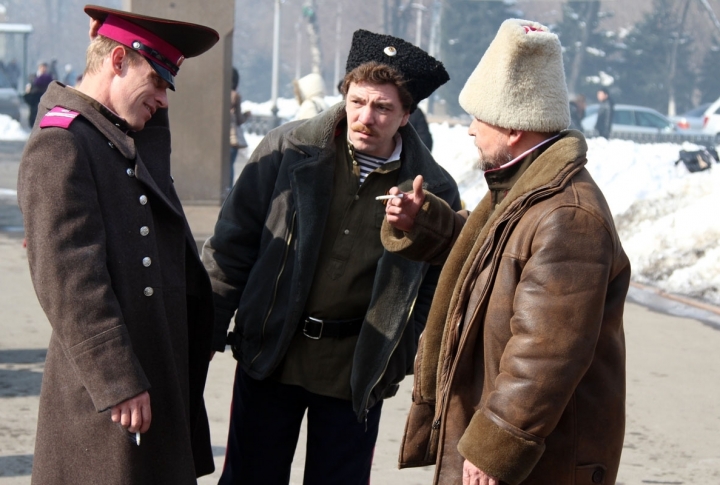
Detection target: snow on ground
<box><xmin>0</xmin><ymin>114</ymin><xmax>29</xmax><ymax>142</ymax></box>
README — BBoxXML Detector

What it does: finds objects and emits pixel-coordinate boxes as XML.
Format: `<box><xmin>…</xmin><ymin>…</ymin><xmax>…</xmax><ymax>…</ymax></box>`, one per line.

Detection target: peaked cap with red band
<box><xmin>84</xmin><ymin>5</ymin><xmax>219</xmax><ymax>90</ymax></box>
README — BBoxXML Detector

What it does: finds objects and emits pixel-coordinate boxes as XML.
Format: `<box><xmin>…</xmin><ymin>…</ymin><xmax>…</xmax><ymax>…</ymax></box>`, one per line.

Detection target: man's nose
<box><xmin>468</xmin><ymin>119</ymin><xmax>478</xmax><ymax>136</ymax></box>
<box><xmin>358</xmin><ymin>105</ymin><xmax>373</xmax><ymax>125</ymax></box>
<box><xmin>156</xmin><ymin>89</ymin><xmax>168</xmax><ymax>109</ymax></box>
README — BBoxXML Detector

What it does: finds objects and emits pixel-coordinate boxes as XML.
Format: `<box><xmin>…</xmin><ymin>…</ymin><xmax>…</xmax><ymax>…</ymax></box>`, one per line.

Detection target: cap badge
<box><xmin>132</xmin><ymin>40</ymin><xmax>142</xmax><ymax>49</ymax></box>
<box><xmin>383</xmin><ymin>46</ymin><xmax>397</xmax><ymax>56</ymax></box>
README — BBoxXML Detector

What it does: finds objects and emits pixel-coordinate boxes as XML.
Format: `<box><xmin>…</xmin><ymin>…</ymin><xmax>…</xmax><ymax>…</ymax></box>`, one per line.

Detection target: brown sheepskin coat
<box><xmin>383</xmin><ymin>131</ymin><xmax>630</xmax><ymax>485</ymax></box>
<box><xmin>18</xmin><ymin>82</ymin><xmax>215</xmax><ymax>484</ymax></box>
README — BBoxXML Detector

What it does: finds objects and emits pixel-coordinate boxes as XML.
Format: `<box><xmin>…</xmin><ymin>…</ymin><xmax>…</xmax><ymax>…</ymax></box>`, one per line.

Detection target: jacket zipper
<box><xmin>250</xmin><ymin>211</ymin><xmax>297</xmax><ymax>365</ymax></box>
<box><xmin>360</xmin><ymin>294</ymin><xmax>418</xmax><ymax>423</ymax></box>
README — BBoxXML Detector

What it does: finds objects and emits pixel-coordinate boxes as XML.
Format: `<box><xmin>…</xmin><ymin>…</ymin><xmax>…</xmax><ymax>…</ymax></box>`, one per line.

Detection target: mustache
<box><xmin>350</xmin><ymin>122</ymin><xmax>376</xmax><ymax>137</ymax></box>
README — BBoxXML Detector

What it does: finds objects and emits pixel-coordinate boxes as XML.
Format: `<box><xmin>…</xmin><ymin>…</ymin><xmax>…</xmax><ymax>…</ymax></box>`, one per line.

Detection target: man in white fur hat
<box><xmin>381</xmin><ymin>19</ymin><xmax>630</xmax><ymax>485</ymax></box>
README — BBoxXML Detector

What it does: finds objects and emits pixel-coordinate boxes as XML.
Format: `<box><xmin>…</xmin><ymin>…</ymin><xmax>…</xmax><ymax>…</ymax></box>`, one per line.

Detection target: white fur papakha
<box><xmin>459</xmin><ymin>19</ymin><xmax>570</xmax><ymax>132</ymax></box>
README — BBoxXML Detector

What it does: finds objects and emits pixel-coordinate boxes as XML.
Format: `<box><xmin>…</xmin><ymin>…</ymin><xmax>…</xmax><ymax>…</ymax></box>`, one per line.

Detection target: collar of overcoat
<box><xmin>39</xmin><ymin>82</ymin><xmax>184</xmax><ymax>221</ymax></box>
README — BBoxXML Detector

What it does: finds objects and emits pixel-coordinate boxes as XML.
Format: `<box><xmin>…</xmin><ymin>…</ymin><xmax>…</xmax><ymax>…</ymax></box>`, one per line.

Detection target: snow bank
<box><xmin>0</xmin><ymin>114</ymin><xmax>29</xmax><ymax>141</ymax></box>
<box><xmin>430</xmin><ymin>123</ymin><xmax>720</xmax><ymax>305</ymax></box>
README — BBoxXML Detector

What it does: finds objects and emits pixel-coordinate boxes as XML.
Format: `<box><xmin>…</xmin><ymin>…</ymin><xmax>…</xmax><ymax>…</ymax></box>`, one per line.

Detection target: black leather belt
<box><xmin>302</xmin><ymin>316</ymin><xmax>364</xmax><ymax>340</ymax></box>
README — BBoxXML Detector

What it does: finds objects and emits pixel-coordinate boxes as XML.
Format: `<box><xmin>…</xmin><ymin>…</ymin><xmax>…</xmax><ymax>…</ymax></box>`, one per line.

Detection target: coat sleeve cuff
<box><xmin>380</xmin><ymin>192</ymin><xmax>458</xmax><ymax>264</ymax></box>
<box><xmin>66</xmin><ymin>325</ymin><xmax>150</xmax><ymax>412</ymax></box>
<box><xmin>457</xmin><ymin>410</ymin><xmax>545</xmax><ymax>485</ymax></box>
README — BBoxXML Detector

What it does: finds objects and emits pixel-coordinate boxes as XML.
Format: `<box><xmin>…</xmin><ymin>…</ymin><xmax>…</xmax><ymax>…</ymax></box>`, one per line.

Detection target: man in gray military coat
<box><xmin>18</xmin><ymin>6</ymin><xmax>219</xmax><ymax>484</ymax></box>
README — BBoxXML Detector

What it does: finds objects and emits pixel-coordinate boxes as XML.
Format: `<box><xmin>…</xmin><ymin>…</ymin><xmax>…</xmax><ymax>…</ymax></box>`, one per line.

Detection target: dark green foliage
<box><xmin>555</xmin><ymin>1</ymin><xmax>623</xmax><ymax>101</ymax></box>
<box><xmin>613</xmin><ymin>0</ymin><xmax>695</xmax><ymax>114</ymax></box>
<box><xmin>439</xmin><ymin>0</ymin><xmax>518</xmax><ymax>116</ymax></box>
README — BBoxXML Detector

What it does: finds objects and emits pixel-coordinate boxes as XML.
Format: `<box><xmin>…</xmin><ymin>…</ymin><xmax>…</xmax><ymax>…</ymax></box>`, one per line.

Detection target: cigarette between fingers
<box><xmin>375</xmin><ymin>194</ymin><xmax>405</xmax><ymax>200</ymax></box>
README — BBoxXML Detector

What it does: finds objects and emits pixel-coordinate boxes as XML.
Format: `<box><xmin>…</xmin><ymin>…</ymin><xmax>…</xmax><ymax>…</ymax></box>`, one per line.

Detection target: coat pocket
<box><xmin>575</xmin><ymin>464</ymin><xmax>607</xmax><ymax>484</ymax></box>
<box><xmin>398</xmin><ymin>400</ymin><xmax>439</xmax><ymax>468</ymax></box>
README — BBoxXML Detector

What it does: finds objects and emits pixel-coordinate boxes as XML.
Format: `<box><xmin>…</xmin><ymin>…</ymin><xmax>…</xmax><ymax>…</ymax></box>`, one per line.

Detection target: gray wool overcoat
<box><xmin>18</xmin><ymin>82</ymin><xmax>215</xmax><ymax>484</ymax></box>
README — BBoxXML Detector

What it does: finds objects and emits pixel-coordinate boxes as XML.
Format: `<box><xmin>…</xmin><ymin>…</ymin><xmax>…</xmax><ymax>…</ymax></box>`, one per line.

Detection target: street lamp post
<box><xmin>411</xmin><ymin>2</ymin><xmax>427</xmax><ymax>48</ymax></box>
<box><xmin>271</xmin><ymin>0</ymin><xmax>281</xmax><ymax>127</ymax></box>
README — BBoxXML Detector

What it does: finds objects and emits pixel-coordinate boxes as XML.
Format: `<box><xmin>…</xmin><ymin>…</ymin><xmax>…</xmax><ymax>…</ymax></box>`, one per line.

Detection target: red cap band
<box><xmin>98</xmin><ymin>14</ymin><xmax>183</xmax><ymax>75</ymax></box>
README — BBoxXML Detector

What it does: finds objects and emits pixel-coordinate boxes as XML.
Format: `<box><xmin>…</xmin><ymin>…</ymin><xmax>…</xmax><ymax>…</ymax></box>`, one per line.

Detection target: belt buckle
<box><xmin>303</xmin><ymin>316</ymin><xmax>324</xmax><ymax>340</ymax></box>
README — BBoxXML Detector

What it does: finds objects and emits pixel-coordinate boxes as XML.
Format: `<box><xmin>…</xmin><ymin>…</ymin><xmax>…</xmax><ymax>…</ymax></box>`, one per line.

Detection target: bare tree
<box><xmin>566</xmin><ymin>1</ymin><xmax>600</xmax><ymax>95</ymax></box>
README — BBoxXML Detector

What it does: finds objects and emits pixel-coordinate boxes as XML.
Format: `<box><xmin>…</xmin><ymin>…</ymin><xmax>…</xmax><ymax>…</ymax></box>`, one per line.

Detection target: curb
<box><xmin>630</xmin><ymin>281</ymin><xmax>720</xmax><ymax>317</ymax></box>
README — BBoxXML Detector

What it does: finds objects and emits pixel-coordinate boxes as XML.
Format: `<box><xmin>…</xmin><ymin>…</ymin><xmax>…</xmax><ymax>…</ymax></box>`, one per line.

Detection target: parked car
<box><xmin>0</xmin><ymin>70</ymin><xmax>21</xmax><ymax>122</ymax></box>
<box><xmin>582</xmin><ymin>104</ymin><xmax>676</xmax><ymax>136</ymax></box>
<box><xmin>701</xmin><ymin>97</ymin><xmax>720</xmax><ymax>142</ymax></box>
<box><xmin>670</xmin><ymin>103</ymin><xmax>711</xmax><ymax>132</ymax></box>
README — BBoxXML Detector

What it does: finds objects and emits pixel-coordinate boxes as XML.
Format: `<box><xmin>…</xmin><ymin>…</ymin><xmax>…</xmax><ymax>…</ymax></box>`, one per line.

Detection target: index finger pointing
<box><xmin>412</xmin><ymin>175</ymin><xmax>424</xmax><ymax>198</ymax></box>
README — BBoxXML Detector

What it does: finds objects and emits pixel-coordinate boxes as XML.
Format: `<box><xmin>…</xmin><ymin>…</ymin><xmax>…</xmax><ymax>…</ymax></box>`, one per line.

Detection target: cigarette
<box><xmin>375</xmin><ymin>193</ymin><xmax>404</xmax><ymax>200</ymax></box>
<box><xmin>136</xmin><ymin>431</ymin><xmax>141</xmax><ymax>446</ymax></box>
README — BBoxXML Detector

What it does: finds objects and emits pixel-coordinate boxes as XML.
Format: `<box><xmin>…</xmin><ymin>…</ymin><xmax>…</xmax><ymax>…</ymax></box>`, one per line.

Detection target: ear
<box><xmin>109</xmin><ymin>46</ymin><xmax>127</xmax><ymax>75</ymax></box>
<box><xmin>507</xmin><ymin>129</ymin><xmax>523</xmax><ymax>148</ymax></box>
<box><xmin>399</xmin><ymin>110</ymin><xmax>411</xmax><ymax>127</ymax></box>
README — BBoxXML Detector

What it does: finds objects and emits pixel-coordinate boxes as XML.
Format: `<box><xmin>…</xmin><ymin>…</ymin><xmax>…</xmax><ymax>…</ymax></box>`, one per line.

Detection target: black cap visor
<box><xmin>145</xmin><ymin>58</ymin><xmax>176</xmax><ymax>91</ymax></box>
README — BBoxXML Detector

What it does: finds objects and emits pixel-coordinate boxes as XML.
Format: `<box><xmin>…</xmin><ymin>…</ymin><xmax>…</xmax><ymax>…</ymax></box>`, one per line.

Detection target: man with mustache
<box><xmin>382</xmin><ymin>19</ymin><xmax>630</xmax><ymax>485</ymax></box>
<box><xmin>18</xmin><ymin>6</ymin><xmax>219</xmax><ymax>484</ymax></box>
<box><xmin>202</xmin><ymin>30</ymin><xmax>460</xmax><ymax>484</ymax></box>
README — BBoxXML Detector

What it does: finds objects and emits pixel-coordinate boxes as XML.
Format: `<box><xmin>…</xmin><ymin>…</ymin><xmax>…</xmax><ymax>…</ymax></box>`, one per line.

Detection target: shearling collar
<box><xmin>38</xmin><ymin>82</ymin><xmax>137</xmax><ymax>160</ymax></box>
<box><xmin>484</xmin><ymin>132</ymin><xmax>567</xmax><ymax>208</ymax></box>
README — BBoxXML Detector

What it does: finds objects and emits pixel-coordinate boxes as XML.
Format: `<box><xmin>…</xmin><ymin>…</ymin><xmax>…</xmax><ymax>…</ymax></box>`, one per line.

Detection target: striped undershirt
<box><xmin>351</xmin><ymin>133</ymin><xmax>403</xmax><ymax>184</ymax></box>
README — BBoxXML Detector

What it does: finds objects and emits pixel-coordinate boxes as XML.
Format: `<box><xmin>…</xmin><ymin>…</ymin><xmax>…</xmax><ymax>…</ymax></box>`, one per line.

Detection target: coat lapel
<box><xmin>133</xmin><ymin>154</ymin><xmax>184</xmax><ymax>220</ymax></box>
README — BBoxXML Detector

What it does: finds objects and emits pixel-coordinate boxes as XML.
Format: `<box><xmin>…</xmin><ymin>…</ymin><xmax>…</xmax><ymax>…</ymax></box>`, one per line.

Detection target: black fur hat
<box><xmin>345</xmin><ymin>29</ymin><xmax>449</xmax><ymax>107</ymax></box>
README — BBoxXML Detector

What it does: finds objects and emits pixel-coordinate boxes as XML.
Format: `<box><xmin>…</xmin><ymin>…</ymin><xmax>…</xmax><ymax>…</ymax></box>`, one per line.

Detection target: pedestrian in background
<box><xmin>23</xmin><ymin>62</ymin><xmax>53</xmax><ymax>127</ymax></box>
<box><xmin>595</xmin><ymin>87</ymin><xmax>614</xmax><ymax>138</ymax></box>
<box><xmin>18</xmin><ymin>5</ymin><xmax>218</xmax><ymax>483</ymax></box>
<box><xmin>293</xmin><ymin>71</ymin><xmax>329</xmax><ymax>120</ymax></box>
<box><xmin>408</xmin><ymin>105</ymin><xmax>433</xmax><ymax>150</ymax></box>
<box><xmin>383</xmin><ymin>19</ymin><xmax>630</xmax><ymax>485</ymax></box>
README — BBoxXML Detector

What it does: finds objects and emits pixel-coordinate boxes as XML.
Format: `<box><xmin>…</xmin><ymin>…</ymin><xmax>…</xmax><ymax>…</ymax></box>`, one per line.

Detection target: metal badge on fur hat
<box><xmin>345</xmin><ymin>29</ymin><xmax>449</xmax><ymax>105</ymax></box>
<box><xmin>459</xmin><ymin>19</ymin><xmax>570</xmax><ymax>132</ymax></box>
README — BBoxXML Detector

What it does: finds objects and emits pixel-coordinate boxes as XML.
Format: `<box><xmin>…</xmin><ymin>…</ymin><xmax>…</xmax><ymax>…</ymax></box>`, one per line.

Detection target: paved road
<box><xmin>1</xmin><ymin>140</ymin><xmax>719</xmax><ymax>484</ymax></box>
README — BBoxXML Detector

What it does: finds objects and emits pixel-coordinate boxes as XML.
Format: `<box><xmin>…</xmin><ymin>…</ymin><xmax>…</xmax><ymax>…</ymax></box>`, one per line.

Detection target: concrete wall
<box><xmin>125</xmin><ymin>0</ymin><xmax>234</xmax><ymax>204</ymax></box>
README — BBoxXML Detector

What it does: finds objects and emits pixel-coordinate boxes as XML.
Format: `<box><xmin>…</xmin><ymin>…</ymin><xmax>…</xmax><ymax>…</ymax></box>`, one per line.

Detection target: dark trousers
<box><xmin>218</xmin><ymin>366</ymin><xmax>383</xmax><ymax>485</ymax></box>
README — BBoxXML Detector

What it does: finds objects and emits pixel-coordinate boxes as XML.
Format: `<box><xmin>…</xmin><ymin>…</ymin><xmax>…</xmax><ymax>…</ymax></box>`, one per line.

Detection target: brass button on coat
<box><xmin>140</xmin><ymin>226</ymin><xmax>150</xmax><ymax>236</ymax></box>
<box><xmin>139</xmin><ymin>195</ymin><xmax>148</xmax><ymax>205</ymax></box>
<box><xmin>143</xmin><ymin>287</ymin><xmax>154</xmax><ymax>297</ymax></box>
<box><xmin>126</xmin><ymin>168</ymin><xmax>135</xmax><ymax>177</ymax></box>
<box><xmin>142</xmin><ymin>257</ymin><xmax>152</xmax><ymax>267</ymax></box>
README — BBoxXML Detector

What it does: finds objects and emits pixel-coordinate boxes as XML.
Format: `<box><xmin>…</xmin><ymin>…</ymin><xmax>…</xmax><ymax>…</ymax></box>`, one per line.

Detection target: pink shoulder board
<box><xmin>39</xmin><ymin>107</ymin><xmax>80</xmax><ymax>129</ymax></box>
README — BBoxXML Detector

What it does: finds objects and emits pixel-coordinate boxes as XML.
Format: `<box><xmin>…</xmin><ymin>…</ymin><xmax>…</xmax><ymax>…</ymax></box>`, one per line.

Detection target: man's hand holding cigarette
<box><xmin>111</xmin><ymin>391</ymin><xmax>151</xmax><ymax>440</ymax></box>
<box><xmin>384</xmin><ymin>175</ymin><xmax>425</xmax><ymax>232</ymax></box>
